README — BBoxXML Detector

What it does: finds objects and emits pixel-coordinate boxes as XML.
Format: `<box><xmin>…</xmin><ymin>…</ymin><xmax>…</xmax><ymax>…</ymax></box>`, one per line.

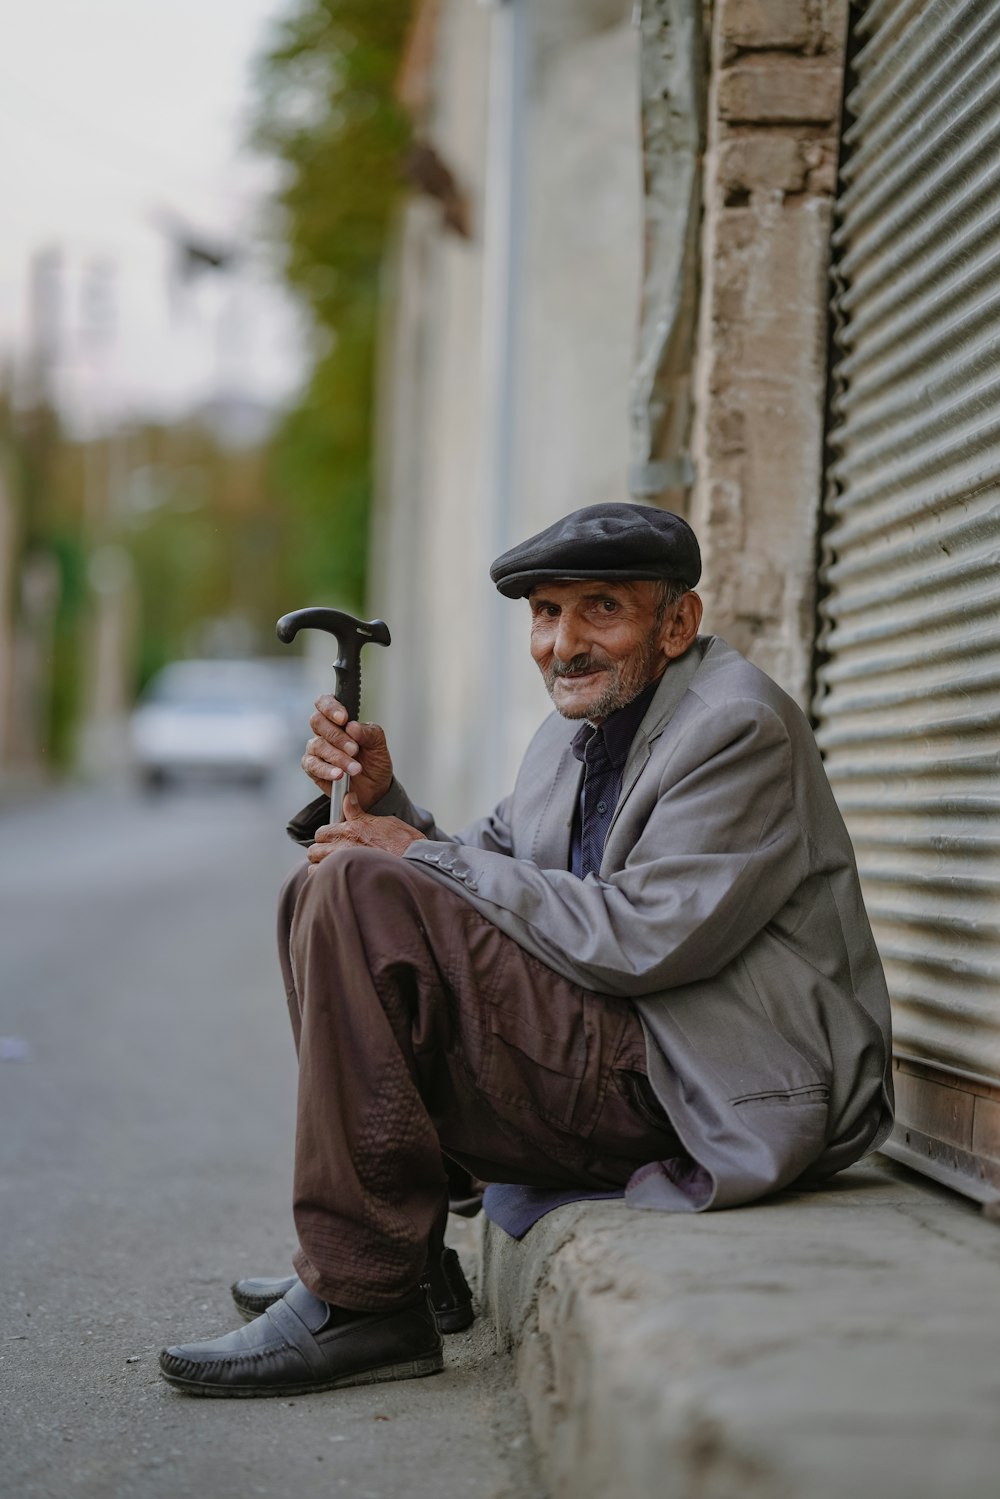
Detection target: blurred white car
<box><xmin>130</xmin><ymin>658</ymin><xmax>309</xmax><ymax>790</ymax></box>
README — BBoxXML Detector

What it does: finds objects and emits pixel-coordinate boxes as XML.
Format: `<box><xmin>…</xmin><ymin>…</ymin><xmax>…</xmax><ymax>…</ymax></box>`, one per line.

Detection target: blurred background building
<box><xmin>1</xmin><ymin>0</ymin><xmax>997</xmax><ymax>1208</ymax></box>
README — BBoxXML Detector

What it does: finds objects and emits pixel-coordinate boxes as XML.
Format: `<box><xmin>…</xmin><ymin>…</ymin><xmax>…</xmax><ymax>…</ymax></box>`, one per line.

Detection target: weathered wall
<box><xmin>372</xmin><ymin>0</ymin><xmax>641</xmax><ymax>828</ymax></box>
<box><xmin>373</xmin><ymin>0</ymin><xmax>846</xmax><ymax>821</ymax></box>
<box><xmin>629</xmin><ymin>0</ymin><xmax>705</xmax><ymax>510</ymax></box>
<box><xmin>689</xmin><ymin>0</ymin><xmax>849</xmax><ymax>706</ymax></box>
<box><xmin>368</xmin><ymin>0</ymin><xmax>491</xmax><ymax>828</ymax></box>
<box><xmin>505</xmin><ymin>0</ymin><xmax>641</xmax><ymax>772</ymax></box>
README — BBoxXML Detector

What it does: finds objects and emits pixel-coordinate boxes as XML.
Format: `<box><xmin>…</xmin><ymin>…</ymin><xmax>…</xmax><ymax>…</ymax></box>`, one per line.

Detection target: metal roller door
<box><xmin>815</xmin><ymin>0</ymin><xmax>1000</xmax><ymax>1202</ymax></box>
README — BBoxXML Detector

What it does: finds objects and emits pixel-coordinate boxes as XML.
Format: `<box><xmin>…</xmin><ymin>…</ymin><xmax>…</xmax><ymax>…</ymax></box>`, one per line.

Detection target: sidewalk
<box><xmin>481</xmin><ymin>1155</ymin><xmax>1000</xmax><ymax>1499</ymax></box>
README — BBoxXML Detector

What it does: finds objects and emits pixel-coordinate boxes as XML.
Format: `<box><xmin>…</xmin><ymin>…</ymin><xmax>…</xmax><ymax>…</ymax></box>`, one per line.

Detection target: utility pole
<box><xmin>76</xmin><ymin>257</ymin><xmax>138</xmax><ymax>782</ymax></box>
<box><xmin>11</xmin><ymin>248</ymin><xmax>63</xmax><ymax>779</ymax></box>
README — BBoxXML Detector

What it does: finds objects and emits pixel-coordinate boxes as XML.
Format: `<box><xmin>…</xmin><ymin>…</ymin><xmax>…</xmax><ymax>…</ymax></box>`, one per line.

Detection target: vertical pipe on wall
<box><xmin>476</xmin><ymin>0</ymin><xmax>530</xmax><ymax>800</ymax></box>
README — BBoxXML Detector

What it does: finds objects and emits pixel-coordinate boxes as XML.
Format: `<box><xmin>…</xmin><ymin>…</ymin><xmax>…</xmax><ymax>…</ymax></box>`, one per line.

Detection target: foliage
<box><xmin>0</xmin><ymin>2</ymin><xmax>415</xmax><ymax>777</ymax></box>
<box><xmin>253</xmin><ymin>0</ymin><xmax>414</xmax><ymax>608</ymax></box>
<box><xmin>0</xmin><ymin>387</ymin><xmax>88</xmax><ymax>768</ymax></box>
<box><xmin>1</xmin><ymin>391</ymin><xmax>288</xmax><ymax>770</ymax></box>
<box><xmin>120</xmin><ymin>420</ymin><xmax>290</xmax><ymax>692</ymax></box>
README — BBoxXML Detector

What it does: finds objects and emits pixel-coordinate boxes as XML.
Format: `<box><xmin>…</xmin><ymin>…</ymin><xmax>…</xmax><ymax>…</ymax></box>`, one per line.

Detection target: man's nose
<box><xmin>553</xmin><ymin>613</ymin><xmax>589</xmax><ymax>661</ymax></box>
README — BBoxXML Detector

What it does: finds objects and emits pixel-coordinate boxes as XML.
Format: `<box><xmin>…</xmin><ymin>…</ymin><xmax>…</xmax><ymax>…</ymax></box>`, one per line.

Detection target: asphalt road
<box><xmin>0</xmin><ymin>778</ymin><xmax>545</xmax><ymax>1499</ymax></box>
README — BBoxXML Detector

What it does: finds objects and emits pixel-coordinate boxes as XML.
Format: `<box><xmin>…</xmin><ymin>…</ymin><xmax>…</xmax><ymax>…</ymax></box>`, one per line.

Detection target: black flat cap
<box><xmin>490</xmin><ymin>502</ymin><xmax>701</xmax><ymax>599</ymax></box>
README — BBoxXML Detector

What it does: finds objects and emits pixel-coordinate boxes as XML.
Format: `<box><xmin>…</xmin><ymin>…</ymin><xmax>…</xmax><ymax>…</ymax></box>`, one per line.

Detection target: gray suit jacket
<box><xmin>377</xmin><ymin>635</ymin><xmax>894</xmax><ymax>1211</ymax></box>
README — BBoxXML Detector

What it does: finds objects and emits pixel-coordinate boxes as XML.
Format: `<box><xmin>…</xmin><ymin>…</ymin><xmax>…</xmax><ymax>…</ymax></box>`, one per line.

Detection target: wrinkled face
<box><xmin>528</xmin><ymin>579</ymin><xmax>678</xmax><ymax>723</ymax></box>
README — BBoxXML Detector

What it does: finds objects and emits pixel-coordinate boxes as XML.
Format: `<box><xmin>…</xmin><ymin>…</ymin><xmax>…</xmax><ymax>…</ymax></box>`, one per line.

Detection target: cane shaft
<box><xmin>331</xmin><ymin>776</ymin><xmax>346</xmax><ymax>824</ymax></box>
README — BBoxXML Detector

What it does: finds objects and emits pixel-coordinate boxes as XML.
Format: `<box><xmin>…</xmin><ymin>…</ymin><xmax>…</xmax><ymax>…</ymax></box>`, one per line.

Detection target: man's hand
<box><xmin>307</xmin><ymin>794</ymin><xmax>426</xmax><ymax>867</ymax></box>
<box><xmin>302</xmin><ymin>694</ymin><xmax>394</xmax><ymax>811</ymax></box>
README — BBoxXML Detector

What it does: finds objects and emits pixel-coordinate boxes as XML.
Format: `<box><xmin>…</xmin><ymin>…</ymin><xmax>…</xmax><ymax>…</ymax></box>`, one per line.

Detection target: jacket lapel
<box><xmin>531</xmin><ymin>736</ymin><xmax>582</xmax><ymax>870</ymax></box>
<box><xmin>607</xmin><ymin>637</ymin><xmax>709</xmax><ymax>841</ymax></box>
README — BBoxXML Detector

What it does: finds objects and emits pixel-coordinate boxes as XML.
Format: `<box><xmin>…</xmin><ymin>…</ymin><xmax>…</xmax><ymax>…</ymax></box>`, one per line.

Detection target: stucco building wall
<box><xmin>372</xmin><ymin>0</ymin><xmax>641</xmax><ymax>829</ymax></box>
<box><xmin>371</xmin><ymin>0</ymin><xmax>850</xmax><ymax>827</ymax></box>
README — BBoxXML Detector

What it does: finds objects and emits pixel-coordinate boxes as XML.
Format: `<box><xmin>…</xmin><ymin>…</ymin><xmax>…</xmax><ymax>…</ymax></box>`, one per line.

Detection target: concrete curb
<box><xmin>481</xmin><ymin>1157</ymin><xmax>1000</xmax><ymax>1499</ymax></box>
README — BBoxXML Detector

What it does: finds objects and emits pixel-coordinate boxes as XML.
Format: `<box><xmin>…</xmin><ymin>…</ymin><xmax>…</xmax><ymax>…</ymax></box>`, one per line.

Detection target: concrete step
<box><xmin>481</xmin><ymin>1156</ymin><xmax>1000</xmax><ymax>1499</ymax></box>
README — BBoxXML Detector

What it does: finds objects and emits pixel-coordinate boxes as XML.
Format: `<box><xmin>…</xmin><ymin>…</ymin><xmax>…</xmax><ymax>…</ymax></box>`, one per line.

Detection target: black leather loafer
<box><xmin>230</xmin><ymin>1274</ymin><xmax>299</xmax><ymax>1320</ymax></box>
<box><xmin>231</xmin><ymin>1246</ymin><xmax>474</xmax><ymax>1335</ymax></box>
<box><xmin>426</xmin><ymin>1246</ymin><xmax>474</xmax><ymax>1333</ymax></box>
<box><xmin>159</xmin><ymin>1280</ymin><xmax>443</xmax><ymax>1398</ymax></box>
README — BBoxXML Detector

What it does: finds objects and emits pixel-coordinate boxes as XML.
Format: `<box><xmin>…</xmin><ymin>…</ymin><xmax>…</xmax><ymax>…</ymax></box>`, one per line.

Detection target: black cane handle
<box><xmin>275</xmin><ymin>607</ymin><xmax>391</xmax><ymax>725</ymax></box>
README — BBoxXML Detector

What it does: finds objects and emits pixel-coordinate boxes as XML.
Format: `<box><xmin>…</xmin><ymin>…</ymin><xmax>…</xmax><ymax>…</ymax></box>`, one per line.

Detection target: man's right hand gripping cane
<box><xmin>302</xmin><ymin>696</ymin><xmax>425</xmax><ymax>866</ymax></box>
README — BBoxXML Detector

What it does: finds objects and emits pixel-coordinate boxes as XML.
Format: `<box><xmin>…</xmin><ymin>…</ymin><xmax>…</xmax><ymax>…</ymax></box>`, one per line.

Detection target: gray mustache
<box><xmin>550</xmin><ymin>655</ymin><xmax>609</xmax><ymax>679</ymax></box>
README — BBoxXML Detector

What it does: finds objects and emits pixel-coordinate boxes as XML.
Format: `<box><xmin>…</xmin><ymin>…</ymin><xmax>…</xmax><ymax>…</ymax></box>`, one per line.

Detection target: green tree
<box><xmin>253</xmin><ymin>0</ymin><xmax>414</xmax><ymax>609</ymax></box>
<box><xmin>0</xmin><ymin>379</ymin><xmax>87</xmax><ymax>768</ymax></box>
<box><xmin>121</xmin><ymin>419</ymin><xmax>288</xmax><ymax>691</ymax></box>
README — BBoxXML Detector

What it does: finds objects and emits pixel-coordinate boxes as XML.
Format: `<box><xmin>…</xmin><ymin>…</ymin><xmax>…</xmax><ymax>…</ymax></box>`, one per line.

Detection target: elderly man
<box><xmin>160</xmin><ymin>503</ymin><xmax>893</xmax><ymax>1398</ymax></box>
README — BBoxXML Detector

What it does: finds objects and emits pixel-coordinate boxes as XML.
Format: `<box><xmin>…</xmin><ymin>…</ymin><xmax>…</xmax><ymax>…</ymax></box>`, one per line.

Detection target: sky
<box><xmin>0</xmin><ymin>0</ymin><xmax>307</xmax><ymax>429</ymax></box>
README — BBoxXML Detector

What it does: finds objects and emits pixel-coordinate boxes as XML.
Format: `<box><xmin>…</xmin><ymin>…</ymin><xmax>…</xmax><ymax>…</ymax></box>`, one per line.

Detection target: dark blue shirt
<box><xmin>569</xmin><ymin>678</ymin><xmax>660</xmax><ymax>879</ymax></box>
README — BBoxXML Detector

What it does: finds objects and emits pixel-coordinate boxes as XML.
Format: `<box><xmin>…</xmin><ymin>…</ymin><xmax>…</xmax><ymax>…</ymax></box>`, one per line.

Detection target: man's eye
<box><xmin>599</xmin><ymin>600</ymin><xmax>619</xmax><ymax>613</ymax></box>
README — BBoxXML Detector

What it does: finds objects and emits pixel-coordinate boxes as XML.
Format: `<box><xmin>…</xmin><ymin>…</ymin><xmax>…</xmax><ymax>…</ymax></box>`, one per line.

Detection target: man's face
<box><xmin>529</xmin><ymin>579</ymin><xmax>676</xmax><ymax>723</ymax></box>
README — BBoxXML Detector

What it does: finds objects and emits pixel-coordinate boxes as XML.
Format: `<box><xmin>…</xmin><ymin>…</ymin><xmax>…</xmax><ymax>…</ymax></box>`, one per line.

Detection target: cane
<box><xmin>276</xmin><ymin>608</ymin><xmax>391</xmax><ymax>823</ymax></box>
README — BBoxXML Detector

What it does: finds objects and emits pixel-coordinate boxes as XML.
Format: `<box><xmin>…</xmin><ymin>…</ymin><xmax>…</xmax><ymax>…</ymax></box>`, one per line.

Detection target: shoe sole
<box><xmin>160</xmin><ymin>1349</ymin><xmax>444</xmax><ymax>1399</ymax></box>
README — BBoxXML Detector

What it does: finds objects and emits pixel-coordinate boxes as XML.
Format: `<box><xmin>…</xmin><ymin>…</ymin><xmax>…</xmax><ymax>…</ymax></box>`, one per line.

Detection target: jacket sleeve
<box><xmin>403</xmin><ymin>697</ymin><xmax>808</xmax><ymax>997</ymax></box>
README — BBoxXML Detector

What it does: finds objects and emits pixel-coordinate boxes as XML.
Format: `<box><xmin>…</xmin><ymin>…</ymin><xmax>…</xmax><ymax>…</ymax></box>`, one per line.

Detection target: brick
<box><xmin>718</xmin><ymin>56</ymin><xmax>843</xmax><ymax>125</ymax></box>
<box><xmin>714</xmin><ymin>404</ymin><xmax>747</xmax><ymax>457</ymax></box>
<box><xmin>819</xmin><ymin>0</ymin><xmax>850</xmax><ymax>54</ymax></box>
<box><xmin>721</xmin><ymin>0</ymin><xmax>811</xmax><ymax>51</ymax></box>
<box><xmin>718</xmin><ymin>134</ymin><xmax>807</xmax><ymax>194</ymax></box>
<box><xmin>804</xmin><ymin>140</ymin><xmax>839</xmax><ymax>195</ymax></box>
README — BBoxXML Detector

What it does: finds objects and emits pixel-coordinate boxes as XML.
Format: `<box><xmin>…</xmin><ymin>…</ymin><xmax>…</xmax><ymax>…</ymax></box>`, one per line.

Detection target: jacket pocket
<box><xmin>731</xmin><ymin>1084</ymin><xmax>830</xmax><ymax>1107</ymax></box>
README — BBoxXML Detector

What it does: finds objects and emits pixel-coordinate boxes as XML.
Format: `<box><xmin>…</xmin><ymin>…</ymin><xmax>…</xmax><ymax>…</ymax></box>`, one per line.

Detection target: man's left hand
<box><xmin>306</xmin><ymin>793</ymin><xmax>427</xmax><ymax>866</ymax></box>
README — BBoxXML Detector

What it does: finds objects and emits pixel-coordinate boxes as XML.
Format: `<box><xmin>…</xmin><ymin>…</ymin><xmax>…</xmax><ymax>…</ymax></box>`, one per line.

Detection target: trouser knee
<box><xmin>298</xmin><ymin>845</ymin><xmax>420</xmax><ymax>932</ymax></box>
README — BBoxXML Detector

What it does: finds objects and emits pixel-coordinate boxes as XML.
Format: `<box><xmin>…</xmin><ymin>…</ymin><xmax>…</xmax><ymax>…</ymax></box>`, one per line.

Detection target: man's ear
<box><xmin>660</xmin><ymin>591</ymin><xmax>703</xmax><ymax>660</ymax></box>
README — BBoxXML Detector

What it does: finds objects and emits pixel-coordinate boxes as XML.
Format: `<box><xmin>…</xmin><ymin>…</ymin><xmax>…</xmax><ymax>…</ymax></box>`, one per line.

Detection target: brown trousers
<box><xmin>278</xmin><ymin>848</ymin><xmax>681</xmax><ymax>1309</ymax></box>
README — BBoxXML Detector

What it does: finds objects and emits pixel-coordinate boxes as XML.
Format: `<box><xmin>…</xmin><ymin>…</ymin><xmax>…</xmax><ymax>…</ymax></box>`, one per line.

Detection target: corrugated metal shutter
<box><xmin>815</xmin><ymin>0</ymin><xmax>1000</xmax><ymax>1201</ymax></box>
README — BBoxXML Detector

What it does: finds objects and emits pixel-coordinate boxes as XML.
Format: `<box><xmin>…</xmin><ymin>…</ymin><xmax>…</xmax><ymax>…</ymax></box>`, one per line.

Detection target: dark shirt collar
<box><xmin>570</xmin><ymin>675</ymin><xmax>661</xmax><ymax>769</ymax></box>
